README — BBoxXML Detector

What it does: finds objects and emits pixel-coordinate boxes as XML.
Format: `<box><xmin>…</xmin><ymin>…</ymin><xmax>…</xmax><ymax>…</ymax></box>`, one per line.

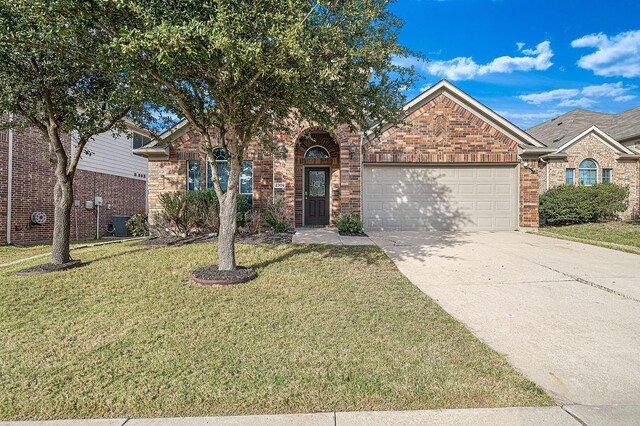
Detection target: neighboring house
<box><xmin>528</xmin><ymin>108</ymin><xmax>640</xmax><ymax>218</ymax></box>
<box><xmin>136</xmin><ymin>81</ymin><xmax>551</xmax><ymax>232</ymax></box>
<box><xmin>0</xmin><ymin>121</ymin><xmax>149</xmax><ymax>244</ymax></box>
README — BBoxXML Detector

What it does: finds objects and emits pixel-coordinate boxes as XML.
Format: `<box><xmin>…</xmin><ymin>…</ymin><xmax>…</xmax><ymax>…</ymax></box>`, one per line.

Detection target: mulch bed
<box><xmin>338</xmin><ymin>231</ymin><xmax>369</xmax><ymax>237</ymax></box>
<box><xmin>16</xmin><ymin>260</ymin><xmax>83</xmax><ymax>276</ymax></box>
<box><xmin>192</xmin><ymin>265</ymin><xmax>257</xmax><ymax>286</ymax></box>
<box><xmin>138</xmin><ymin>231</ymin><xmax>293</xmax><ymax>247</ymax></box>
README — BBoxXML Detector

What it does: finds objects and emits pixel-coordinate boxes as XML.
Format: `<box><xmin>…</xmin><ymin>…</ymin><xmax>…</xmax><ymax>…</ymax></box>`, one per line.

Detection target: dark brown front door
<box><xmin>305</xmin><ymin>168</ymin><xmax>330</xmax><ymax>225</ymax></box>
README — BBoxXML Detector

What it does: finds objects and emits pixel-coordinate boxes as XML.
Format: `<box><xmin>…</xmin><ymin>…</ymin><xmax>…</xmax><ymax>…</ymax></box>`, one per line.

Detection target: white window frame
<box><xmin>578</xmin><ymin>159</ymin><xmax>598</xmax><ymax>186</ymax></box>
<box><xmin>206</xmin><ymin>148</ymin><xmax>253</xmax><ymax>202</ymax></box>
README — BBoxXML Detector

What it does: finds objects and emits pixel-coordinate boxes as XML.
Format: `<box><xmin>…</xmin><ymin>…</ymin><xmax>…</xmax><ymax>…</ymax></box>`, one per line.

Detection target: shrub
<box><xmin>262</xmin><ymin>198</ymin><xmax>290</xmax><ymax>233</ymax></box>
<box><xmin>336</xmin><ymin>212</ymin><xmax>364</xmax><ymax>233</ymax></box>
<box><xmin>236</xmin><ymin>194</ymin><xmax>251</xmax><ymax>226</ymax></box>
<box><xmin>125</xmin><ymin>213</ymin><xmax>149</xmax><ymax>236</ymax></box>
<box><xmin>154</xmin><ymin>189</ymin><xmax>251</xmax><ymax>237</ymax></box>
<box><xmin>156</xmin><ymin>191</ymin><xmax>199</xmax><ymax>236</ymax></box>
<box><xmin>540</xmin><ymin>183</ymin><xmax>629</xmax><ymax>225</ymax></box>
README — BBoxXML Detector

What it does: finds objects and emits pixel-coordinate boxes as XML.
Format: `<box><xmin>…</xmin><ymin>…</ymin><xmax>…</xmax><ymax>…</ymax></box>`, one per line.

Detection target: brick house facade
<box><xmin>537</xmin><ymin>130</ymin><xmax>640</xmax><ymax>218</ymax></box>
<box><xmin>0</xmin><ymin>122</ymin><xmax>148</xmax><ymax>245</ymax></box>
<box><xmin>137</xmin><ymin>81</ymin><xmax>549</xmax><ymax>231</ymax></box>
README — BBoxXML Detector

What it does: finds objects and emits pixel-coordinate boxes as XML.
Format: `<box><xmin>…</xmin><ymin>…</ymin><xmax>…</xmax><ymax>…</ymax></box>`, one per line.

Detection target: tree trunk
<box><xmin>51</xmin><ymin>175</ymin><xmax>74</xmax><ymax>265</ymax></box>
<box><xmin>218</xmin><ymin>189</ymin><xmax>238</xmax><ymax>270</ymax></box>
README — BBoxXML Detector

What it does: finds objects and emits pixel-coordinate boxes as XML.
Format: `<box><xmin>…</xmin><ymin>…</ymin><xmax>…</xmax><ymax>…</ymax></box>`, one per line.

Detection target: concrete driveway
<box><xmin>368</xmin><ymin>231</ymin><xmax>640</xmax><ymax>407</ymax></box>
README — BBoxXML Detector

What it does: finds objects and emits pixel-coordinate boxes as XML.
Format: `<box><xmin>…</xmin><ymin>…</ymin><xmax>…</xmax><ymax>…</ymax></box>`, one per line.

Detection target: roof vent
<box><xmin>552</xmin><ymin>136</ymin><xmax>564</xmax><ymax>143</ymax></box>
<box><xmin>556</xmin><ymin>122</ymin><xmax>563</xmax><ymax>126</ymax></box>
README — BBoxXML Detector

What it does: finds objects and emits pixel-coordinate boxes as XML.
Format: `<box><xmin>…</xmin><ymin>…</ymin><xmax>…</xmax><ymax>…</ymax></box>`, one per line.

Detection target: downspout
<box><xmin>6</xmin><ymin>114</ymin><xmax>14</xmax><ymax>244</ymax></box>
<box><xmin>359</xmin><ymin>132</ymin><xmax>364</xmax><ymax>218</ymax></box>
<box><xmin>539</xmin><ymin>156</ymin><xmax>549</xmax><ymax>191</ymax></box>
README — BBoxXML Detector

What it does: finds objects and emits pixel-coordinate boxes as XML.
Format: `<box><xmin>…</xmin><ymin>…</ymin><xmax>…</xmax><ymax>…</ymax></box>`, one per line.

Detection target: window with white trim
<box><xmin>206</xmin><ymin>148</ymin><xmax>253</xmax><ymax>206</ymax></box>
<box><xmin>602</xmin><ymin>168</ymin><xmax>612</xmax><ymax>183</ymax></box>
<box><xmin>187</xmin><ymin>161</ymin><xmax>201</xmax><ymax>191</ymax></box>
<box><xmin>578</xmin><ymin>159</ymin><xmax>598</xmax><ymax>186</ymax></box>
<box><xmin>565</xmin><ymin>168</ymin><xmax>574</xmax><ymax>185</ymax></box>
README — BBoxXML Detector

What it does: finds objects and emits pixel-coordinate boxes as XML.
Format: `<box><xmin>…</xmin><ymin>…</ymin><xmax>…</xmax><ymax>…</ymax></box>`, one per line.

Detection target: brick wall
<box><xmin>147</xmin><ymin>129</ymin><xmax>273</xmax><ymax>220</ymax></box>
<box><xmin>1</xmin><ymin>125</ymin><xmax>146</xmax><ymax>244</ymax></box>
<box><xmin>365</xmin><ymin>93</ymin><xmax>538</xmax><ymax>227</ymax></box>
<box><xmin>364</xmin><ymin>94</ymin><xmax>519</xmax><ymax>163</ymax></box>
<box><xmin>542</xmin><ymin>133</ymin><xmax>640</xmax><ymax>218</ymax></box>
<box><xmin>520</xmin><ymin>161</ymin><xmax>540</xmax><ymax>227</ymax></box>
<box><xmin>0</xmin><ymin>129</ymin><xmax>8</xmax><ymax>243</ymax></box>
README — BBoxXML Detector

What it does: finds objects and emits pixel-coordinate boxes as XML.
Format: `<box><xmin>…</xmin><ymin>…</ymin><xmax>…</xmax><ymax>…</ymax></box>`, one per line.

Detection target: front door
<box><xmin>305</xmin><ymin>168</ymin><xmax>330</xmax><ymax>225</ymax></box>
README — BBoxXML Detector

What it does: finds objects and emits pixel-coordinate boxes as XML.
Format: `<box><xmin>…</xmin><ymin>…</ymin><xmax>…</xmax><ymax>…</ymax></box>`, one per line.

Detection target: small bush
<box><xmin>125</xmin><ymin>213</ymin><xmax>149</xmax><ymax>236</ymax></box>
<box><xmin>154</xmin><ymin>189</ymin><xmax>251</xmax><ymax>237</ymax></box>
<box><xmin>336</xmin><ymin>212</ymin><xmax>364</xmax><ymax>233</ymax></box>
<box><xmin>263</xmin><ymin>198</ymin><xmax>290</xmax><ymax>233</ymax></box>
<box><xmin>540</xmin><ymin>183</ymin><xmax>629</xmax><ymax>225</ymax></box>
<box><xmin>236</xmin><ymin>194</ymin><xmax>251</xmax><ymax>226</ymax></box>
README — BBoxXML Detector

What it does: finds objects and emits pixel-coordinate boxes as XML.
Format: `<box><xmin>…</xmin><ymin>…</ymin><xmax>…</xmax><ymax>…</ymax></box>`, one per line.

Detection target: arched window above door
<box><xmin>304</xmin><ymin>146</ymin><xmax>330</xmax><ymax>158</ymax></box>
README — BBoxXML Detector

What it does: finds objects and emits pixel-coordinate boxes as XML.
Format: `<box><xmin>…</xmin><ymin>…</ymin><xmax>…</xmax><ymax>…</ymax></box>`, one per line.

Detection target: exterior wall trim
<box><xmin>555</xmin><ymin>126</ymin><xmax>634</xmax><ymax>155</ymax></box>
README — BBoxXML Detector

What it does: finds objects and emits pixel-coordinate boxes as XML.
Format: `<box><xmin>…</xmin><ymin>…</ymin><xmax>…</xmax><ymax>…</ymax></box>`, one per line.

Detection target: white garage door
<box><xmin>363</xmin><ymin>165</ymin><xmax>518</xmax><ymax>231</ymax></box>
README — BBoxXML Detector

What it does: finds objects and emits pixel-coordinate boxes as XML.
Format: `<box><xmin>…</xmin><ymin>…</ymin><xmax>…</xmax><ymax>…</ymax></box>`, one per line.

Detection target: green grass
<box><xmin>0</xmin><ymin>238</ymin><xmax>135</xmax><ymax>265</ymax></box>
<box><xmin>539</xmin><ymin>222</ymin><xmax>640</xmax><ymax>254</ymax></box>
<box><xmin>0</xmin><ymin>241</ymin><xmax>551</xmax><ymax>420</ymax></box>
<box><xmin>0</xmin><ymin>244</ymin><xmax>53</xmax><ymax>264</ymax></box>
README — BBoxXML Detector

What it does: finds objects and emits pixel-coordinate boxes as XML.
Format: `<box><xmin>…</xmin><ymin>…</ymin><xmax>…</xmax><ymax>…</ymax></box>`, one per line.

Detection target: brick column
<box><xmin>519</xmin><ymin>160</ymin><xmax>540</xmax><ymax>228</ymax></box>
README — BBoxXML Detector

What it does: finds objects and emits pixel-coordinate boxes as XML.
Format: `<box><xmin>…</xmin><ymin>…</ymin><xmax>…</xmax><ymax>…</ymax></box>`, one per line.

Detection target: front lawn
<box><xmin>539</xmin><ymin>222</ymin><xmax>640</xmax><ymax>254</ymax></box>
<box><xmin>0</xmin><ymin>241</ymin><xmax>551</xmax><ymax>420</ymax></box>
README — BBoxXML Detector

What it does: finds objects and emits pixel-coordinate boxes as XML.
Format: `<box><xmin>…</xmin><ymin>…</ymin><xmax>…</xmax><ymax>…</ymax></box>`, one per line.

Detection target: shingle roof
<box><xmin>527</xmin><ymin>106</ymin><xmax>640</xmax><ymax>150</ymax></box>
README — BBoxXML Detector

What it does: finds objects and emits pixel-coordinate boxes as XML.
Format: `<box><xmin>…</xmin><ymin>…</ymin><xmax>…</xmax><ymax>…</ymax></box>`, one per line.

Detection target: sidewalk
<box><xmin>3</xmin><ymin>405</ymin><xmax>640</xmax><ymax>426</ymax></box>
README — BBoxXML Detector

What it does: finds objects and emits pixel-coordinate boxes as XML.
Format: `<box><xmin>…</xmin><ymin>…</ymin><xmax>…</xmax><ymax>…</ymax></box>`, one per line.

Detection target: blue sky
<box><xmin>390</xmin><ymin>0</ymin><xmax>640</xmax><ymax>128</ymax></box>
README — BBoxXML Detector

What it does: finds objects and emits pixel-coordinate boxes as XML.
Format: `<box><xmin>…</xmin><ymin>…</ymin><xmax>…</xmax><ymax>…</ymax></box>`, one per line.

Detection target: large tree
<box><xmin>114</xmin><ymin>0</ymin><xmax>413</xmax><ymax>270</ymax></box>
<box><xmin>0</xmin><ymin>1</ymin><xmax>145</xmax><ymax>265</ymax></box>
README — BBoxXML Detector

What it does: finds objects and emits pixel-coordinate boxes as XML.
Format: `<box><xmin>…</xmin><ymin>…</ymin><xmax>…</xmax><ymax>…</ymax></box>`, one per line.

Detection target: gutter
<box><xmin>6</xmin><ymin>114</ymin><xmax>13</xmax><ymax>244</ymax></box>
<box><xmin>133</xmin><ymin>144</ymin><xmax>170</xmax><ymax>160</ymax></box>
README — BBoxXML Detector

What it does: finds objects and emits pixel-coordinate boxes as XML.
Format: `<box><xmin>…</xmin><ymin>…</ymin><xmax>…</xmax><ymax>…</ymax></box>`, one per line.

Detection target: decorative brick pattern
<box><xmin>541</xmin><ymin>133</ymin><xmax>640</xmax><ymax>218</ymax></box>
<box><xmin>364</xmin><ymin>94</ymin><xmax>519</xmax><ymax>163</ymax></box>
<box><xmin>365</xmin><ymin>93</ymin><xmax>536</xmax><ymax>227</ymax></box>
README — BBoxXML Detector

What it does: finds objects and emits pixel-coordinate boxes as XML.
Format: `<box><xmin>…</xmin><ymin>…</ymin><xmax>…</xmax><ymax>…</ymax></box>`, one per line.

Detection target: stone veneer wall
<box><xmin>542</xmin><ymin>133</ymin><xmax>640</xmax><ymax>218</ymax></box>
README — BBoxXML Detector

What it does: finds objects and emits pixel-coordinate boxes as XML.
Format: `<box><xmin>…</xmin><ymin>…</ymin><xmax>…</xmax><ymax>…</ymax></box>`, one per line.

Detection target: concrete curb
<box><xmin>5</xmin><ymin>405</ymin><xmax>638</xmax><ymax>425</ymax></box>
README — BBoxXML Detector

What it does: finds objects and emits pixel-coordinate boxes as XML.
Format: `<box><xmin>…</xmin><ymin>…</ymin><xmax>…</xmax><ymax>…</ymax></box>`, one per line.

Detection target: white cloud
<box><xmin>419</xmin><ymin>83</ymin><xmax>433</xmax><ymax>92</ymax></box>
<box><xmin>571</xmin><ymin>30</ymin><xmax>640</xmax><ymax>77</ymax></box>
<box><xmin>519</xmin><ymin>89</ymin><xmax>579</xmax><ymax>105</ymax></box>
<box><xmin>497</xmin><ymin>109</ymin><xmax>562</xmax><ymax>128</ymax></box>
<box><xmin>519</xmin><ymin>82</ymin><xmax>636</xmax><ymax>107</ymax></box>
<box><xmin>516</xmin><ymin>42</ymin><xmax>525</xmax><ymax>51</ymax></box>
<box><xmin>396</xmin><ymin>41</ymin><xmax>554</xmax><ymax>81</ymax></box>
<box><xmin>558</xmin><ymin>98</ymin><xmax>596</xmax><ymax>108</ymax></box>
<box><xmin>614</xmin><ymin>95</ymin><xmax>636</xmax><ymax>102</ymax></box>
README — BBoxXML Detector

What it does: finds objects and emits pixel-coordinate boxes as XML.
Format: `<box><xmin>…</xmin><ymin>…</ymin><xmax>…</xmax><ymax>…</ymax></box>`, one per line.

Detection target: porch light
<box><xmin>277</xmin><ymin>142</ymin><xmax>286</xmax><ymax>160</ymax></box>
<box><xmin>349</xmin><ymin>141</ymin><xmax>356</xmax><ymax>159</ymax></box>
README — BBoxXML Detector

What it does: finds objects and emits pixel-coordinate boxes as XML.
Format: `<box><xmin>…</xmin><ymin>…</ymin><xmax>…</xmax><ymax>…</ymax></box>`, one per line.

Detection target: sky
<box><xmin>389</xmin><ymin>0</ymin><xmax>640</xmax><ymax>128</ymax></box>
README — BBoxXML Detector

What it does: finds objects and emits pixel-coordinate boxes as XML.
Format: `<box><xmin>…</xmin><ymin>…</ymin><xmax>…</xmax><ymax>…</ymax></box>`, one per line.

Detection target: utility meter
<box><xmin>94</xmin><ymin>196</ymin><xmax>103</xmax><ymax>206</ymax></box>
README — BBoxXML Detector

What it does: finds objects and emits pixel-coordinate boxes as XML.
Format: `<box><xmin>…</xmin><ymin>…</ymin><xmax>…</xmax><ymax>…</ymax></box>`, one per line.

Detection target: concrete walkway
<box><xmin>292</xmin><ymin>228</ymin><xmax>374</xmax><ymax>246</ymax></box>
<box><xmin>369</xmin><ymin>231</ymin><xmax>640</xmax><ymax>408</ymax></box>
<box><xmin>6</xmin><ymin>405</ymin><xmax>640</xmax><ymax>425</ymax></box>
